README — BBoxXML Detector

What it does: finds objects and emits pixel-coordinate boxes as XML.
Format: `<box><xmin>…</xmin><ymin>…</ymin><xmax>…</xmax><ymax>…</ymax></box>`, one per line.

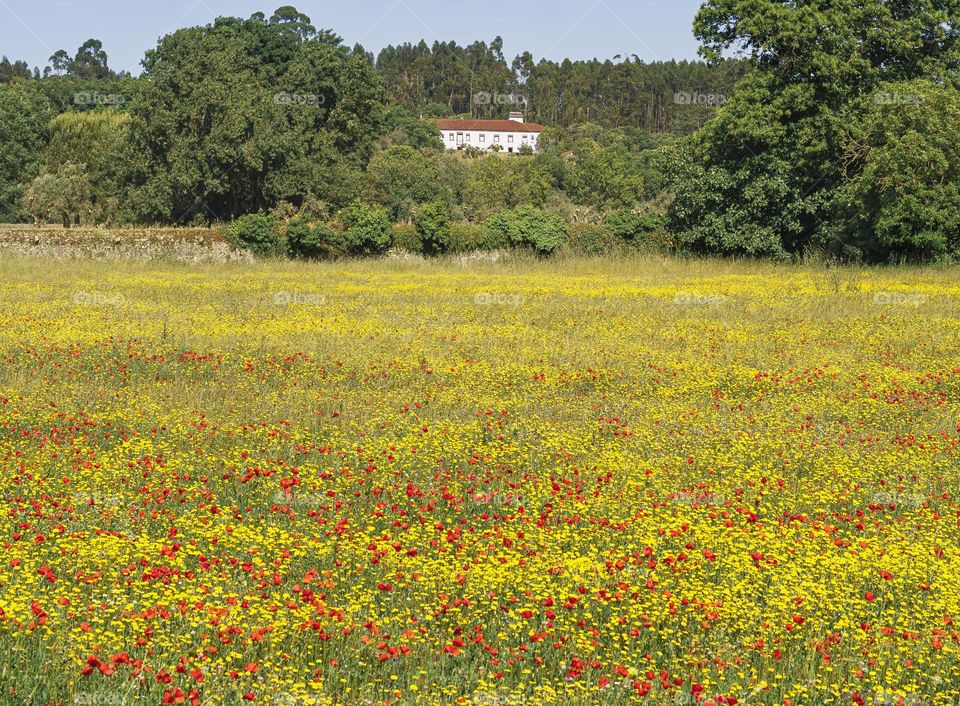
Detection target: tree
<box><xmin>122</xmin><ymin>10</ymin><xmax>384</xmax><ymax>223</ymax></box>
<box><xmin>667</xmin><ymin>0</ymin><xmax>960</xmax><ymax>258</ymax></box>
<box><xmin>378</xmin><ymin>106</ymin><xmax>443</xmax><ymax>150</ymax></box>
<box><xmin>269</xmin><ymin>6</ymin><xmax>316</xmax><ymax>41</ymax></box>
<box><xmin>486</xmin><ymin>204</ymin><xmax>567</xmax><ymax>254</ymax></box>
<box><xmin>48</xmin><ymin>50</ymin><xmax>71</xmax><ymax>76</ymax></box>
<box><xmin>21</xmin><ymin>162</ymin><xmax>91</xmax><ymax>228</ymax></box>
<box><xmin>44</xmin><ymin>110</ymin><xmax>130</xmax><ymax>225</ymax></box>
<box><xmin>414</xmin><ymin>200</ymin><xmax>451</xmax><ymax>253</ymax></box>
<box><xmin>338</xmin><ymin>200</ymin><xmax>391</xmax><ymax>254</ymax></box>
<box><xmin>0</xmin><ymin>57</ymin><xmax>33</xmax><ymax>83</ymax></box>
<box><xmin>286</xmin><ymin>215</ymin><xmax>339</xmax><ymax>259</ymax></box>
<box><xmin>366</xmin><ymin>145</ymin><xmax>443</xmax><ymax>221</ymax></box>
<box><xmin>71</xmin><ymin>39</ymin><xmax>112</xmax><ymax>80</ymax></box>
<box><xmin>0</xmin><ymin>82</ymin><xmax>52</xmax><ymax>221</ymax></box>
<box><xmin>821</xmin><ymin>80</ymin><xmax>960</xmax><ymax>261</ymax></box>
<box><xmin>223</xmin><ymin>213</ymin><xmax>282</xmax><ymax>255</ymax></box>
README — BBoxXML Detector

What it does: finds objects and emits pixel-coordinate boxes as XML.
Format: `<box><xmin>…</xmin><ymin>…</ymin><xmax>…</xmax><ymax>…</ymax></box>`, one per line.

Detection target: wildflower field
<box><xmin>1</xmin><ymin>255</ymin><xmax>960</xmax><ymax>706</ymax></box>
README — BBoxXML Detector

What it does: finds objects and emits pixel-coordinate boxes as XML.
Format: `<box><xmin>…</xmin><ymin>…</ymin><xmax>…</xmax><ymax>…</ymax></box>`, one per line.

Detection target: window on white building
<box><xmin>493</xmin><ymin>135</ymin><xmax>500</xmax><ymax>143</ymax></box>
<box><xmin>507</xmin><ymin>135</ymin><xmax>514</xmax><ymax>143</ymax></box>
<box><xmin>465</xmin><ymin>133</ymin><xmax>471</xmax><ymax>141</ymax></box>
<box><xmin>479</xmin><ymin>134</ymin><xmax>485</xmax><ymax>142</ymax></box>
<box><xmin>449</xmin><ymin>133</ymin><xmax>454</xmax><ymax>140</ymax></box>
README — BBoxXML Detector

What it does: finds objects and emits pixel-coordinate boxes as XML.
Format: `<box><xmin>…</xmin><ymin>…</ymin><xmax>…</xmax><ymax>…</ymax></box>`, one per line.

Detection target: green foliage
<box><xmin>366</xmin><ymin>145</ymin><xmax>443</xmax><ymax>221</ymax></box>
<box><xmin>376</xmin><ymin>40</ymin><xmax>747</xmax><ymax>131</ymax></box>
<box><xmin>20</xmin><ymin>162</ymin><xmax>92</xmax><ymax>228</ymax></box>
<box><xmin>0</xmin><ymin>57</ymin><xmax>33</xmax><ymax>83</ymax></box>
<box><xmin>391</xmin><ymin>222</ymin><xmax>422</xmax><ymax>252</ymax></box>
<box><xmin>379</xmin><ymin>106</ymin><xmax>444</xmax><ymax>150</ymax></box>
<box><xmin>485</xmin><ymin>205</ymin><xmax>567</xmax><ymax>254</ymax></box>
<box><xmin>0</xmin><ymin>82</ymin><xmax>52</xmax><ymax>221</ymax></box>
<box><xmin>564</xmin><ymin>223</ymin><xmax>618</xmax><ymax>255</ymax></box>
<box><xmin>47</xmin><ymin>39</ymin><xmax>115</xmax><ymax>80</ymax></box>
<box><xmin>45</xmin><ymin>110</ymin><xmax>130</xmax><ymax>225</ymax></box>
<box><xmin>414</xmin><ymin>200</ymin><xmax>452</xmax><ymax>254</ymax></box>
<box><xmin>457</xmin><ymin>154</ymin><xmax>554</xmax><ymax>221</ymax></box>
<box><xmin>448</xmin><ymin>222</ymin><xmax>506</xmax><ymax>252</ymax></box>
<box><xmin>123</xmin><ymin>9</ymin><xmax>384</xmax><ymax>223</ymax></box>
<box><xmin>338</xmin><ymin>200</ymin><xmax>391</xmax><ymax>255</ymax></box>
<box><xmin>285</xmin><ymin>215</ymin><xmax>340</xmax><ymax>259</ymax></box>
<box><xmin>820</xmin><ymin>80</ymin><xmax>960</xmax><ymax>262</ymax></box>
<box><xmin>223</xmin><ymin>213</ymin><xmax>282</xmax><ymax>256</ymax></box>
<box><xmin>604</xmin><ymin>209</ymin><xmax>663</xmax><ymax>242</ymax></box>
<box><xmin>667</xmin><ymin>0</ymin><xmax>960</xmax><ymax>260</ymax></box>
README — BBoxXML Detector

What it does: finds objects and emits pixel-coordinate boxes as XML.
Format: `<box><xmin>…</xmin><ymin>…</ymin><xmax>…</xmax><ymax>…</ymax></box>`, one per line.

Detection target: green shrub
<box><xmin>518</xmin><ymin>144</ymin><xmax>534</xmax><ymax>156</ymax></box>
<box><xmin>565</xmin><ymin>223</ymin><xmax>618</xmax><ymax>255</ymax></box>
<box><xmin>485</xmin><ymin>205</ymin><xmax>567</xmax><ymax>254</ymax></box>
<box><xmin>604</xmin><ymin>209</ymin><xmax>663</xmax><ymax>241</ymax></box>
<box><xmin>391</xmin><ymin>222</ymin><xmax>422</xmax><ymax>253</ymax></box>
<box><xmin>337</xmin><ymin>200</ymin><xmax>391</xmax><ymax>255</ymax></box>
<box><xmin>223</xmin><ymin>213</ymin><xmax>281</xmax><ymax>256</ymax></box>
<box><xmin>414</xmin><ymin>201</ymin><xmax>452</xmax><ymax>254</ymax></box>
<box><xmin>447</xmin><ymin>222</ymin><xmax>507</xmax><ymax>252</ymax></box>
<box><xmin>286</xmin><ymin>215</ymin><xmax>340</xmax><ymax>259</ymax></box>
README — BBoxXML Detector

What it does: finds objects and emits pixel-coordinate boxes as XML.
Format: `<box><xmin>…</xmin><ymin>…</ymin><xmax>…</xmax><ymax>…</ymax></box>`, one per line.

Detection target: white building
<box><xmin>438</xmin><ymin>112</ymin><xmax>543</xmax><ymax>153</ymax></box>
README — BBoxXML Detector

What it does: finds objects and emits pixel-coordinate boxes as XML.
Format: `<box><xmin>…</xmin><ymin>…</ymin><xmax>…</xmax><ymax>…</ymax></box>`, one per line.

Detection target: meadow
<box><xmin>0</xmin><ymin>254</ymin><xmax>959</xmax><ymax>705</ymax></box>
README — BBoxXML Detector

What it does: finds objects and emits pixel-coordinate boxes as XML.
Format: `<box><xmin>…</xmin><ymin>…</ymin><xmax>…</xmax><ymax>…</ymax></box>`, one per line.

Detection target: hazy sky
<box><xmin>0</xmin><ymin>0</ymin><xmax>706</xmax><ymax>75</ymax></box>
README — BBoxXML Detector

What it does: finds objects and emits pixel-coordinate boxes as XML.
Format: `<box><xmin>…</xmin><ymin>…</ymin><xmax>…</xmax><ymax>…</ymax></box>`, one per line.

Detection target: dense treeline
<box><xmin>0</xmin><ymin>6</ymin><xmax>696</xmax><ymax>231</ymax></box>
<box><xmin>2</xmin><ymin>2</ymin><xmax>960</xmax><ymax>262</ymax></box>
<box><xmin>376</xmin><ymin>40</ymin><xmax>748</xmax><ymax>132</ymax></box>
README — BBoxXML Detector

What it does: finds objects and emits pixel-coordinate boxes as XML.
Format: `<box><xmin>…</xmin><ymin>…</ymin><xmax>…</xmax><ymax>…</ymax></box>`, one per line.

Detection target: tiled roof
<box><xmin>436</xmin><ymin>119</ymin><xmax>544</xmax><ymax>133</ymax></box>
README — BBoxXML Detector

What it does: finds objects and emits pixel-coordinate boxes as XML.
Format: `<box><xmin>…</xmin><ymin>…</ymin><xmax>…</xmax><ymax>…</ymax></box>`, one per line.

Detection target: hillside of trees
<box><xmin>2</xmin><ymin>2</ymin><xmax>959</xmax><ymax>262</ymax></box>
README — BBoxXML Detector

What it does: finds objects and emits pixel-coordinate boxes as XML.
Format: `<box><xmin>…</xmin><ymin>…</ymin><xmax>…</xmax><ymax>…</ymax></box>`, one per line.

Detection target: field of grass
<box><xmin>1</xmin><ymin>254</ymin><xmax>959</xmax><ymax>705</ymax></box>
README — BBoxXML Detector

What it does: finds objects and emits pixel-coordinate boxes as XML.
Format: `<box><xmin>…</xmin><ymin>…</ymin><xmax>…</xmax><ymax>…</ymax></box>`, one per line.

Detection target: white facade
<box><xmin>441</xmin><ymin>129</ymin><xmax>539</xmax><ymax>152</ymax></box>
<box><xmin>438</xmin><ymin>114</ymin><xmax>543</xmax><ymax>153</ymax></box>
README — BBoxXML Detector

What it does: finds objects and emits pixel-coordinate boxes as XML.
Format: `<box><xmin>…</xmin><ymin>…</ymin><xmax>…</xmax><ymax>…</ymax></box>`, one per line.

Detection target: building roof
<box><xmin>436</xmin><ymin>119</ymin><xmax>544</xmax><ymax>133</ymax></box>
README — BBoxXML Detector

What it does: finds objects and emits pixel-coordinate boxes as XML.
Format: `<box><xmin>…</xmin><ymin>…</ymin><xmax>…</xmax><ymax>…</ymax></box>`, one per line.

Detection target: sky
<box><xmin>0</xmin><ymin>0</ymin><xmax>706</xmax><ymax>75</ymax></box>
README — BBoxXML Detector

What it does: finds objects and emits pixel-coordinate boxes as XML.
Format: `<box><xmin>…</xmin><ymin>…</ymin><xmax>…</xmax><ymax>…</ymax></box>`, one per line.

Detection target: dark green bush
<box><xmin>485</xmin><ymin>205</ymin><xmax>567</xmax><ymax>254</ymax></box>
<box><xmin>286</xmin><ymin>215</ymin><xmax>340</xmax><ymax>259</ymax></box>
<box><xmin>222</xmin><ymin>213</ymin><xmax>281</xmax><ymax>256</ymax></box>
<box><xmin>391</xmin><ymin>222</ymin><xmax>422</xmax><ymax>253</ymax></box>
<box><xmin>604</xmin><ymin>209</ymin><xmax>663</xmax><ymax>241</ymax></box>
<box><xmin>414</xmin><ymin>201</ymin><xmax>452</xmax><ymax>254</ymax></box>
<box><xmin>448</xmin><ymin>222</ymin><xmax>506</xmax><ymax>252</ymax></box>
<box><xmin>337</xmin><ymin>200</ymin><xmax>391</xmax><ymax>255</ymax></box>
<box><xmin>565</xmin><ymin>223</ymin><xmax>618</xmax><ymax>255</ymax></box>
